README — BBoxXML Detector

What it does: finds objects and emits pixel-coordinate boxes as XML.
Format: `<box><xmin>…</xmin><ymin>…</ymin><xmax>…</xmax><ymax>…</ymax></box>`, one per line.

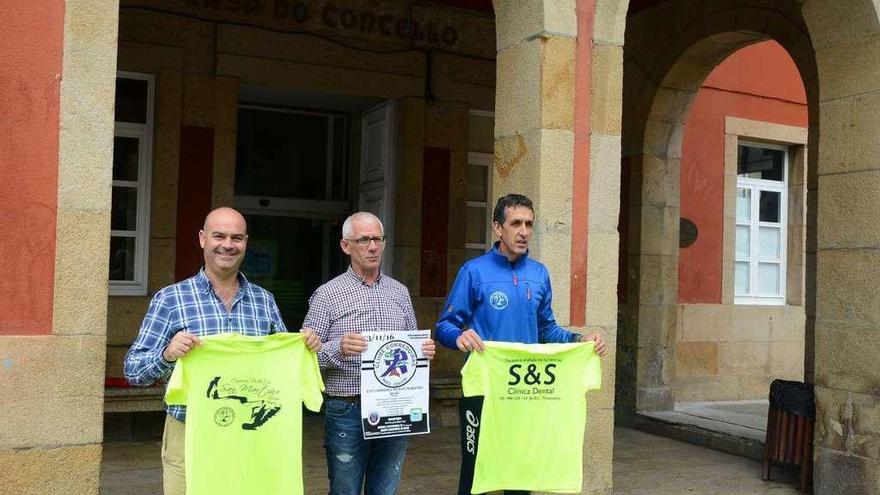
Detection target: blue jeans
<box><xmin>324</xmin><ymin>398</ymin><xmax>409</xmax><ymax>495</ymax></box>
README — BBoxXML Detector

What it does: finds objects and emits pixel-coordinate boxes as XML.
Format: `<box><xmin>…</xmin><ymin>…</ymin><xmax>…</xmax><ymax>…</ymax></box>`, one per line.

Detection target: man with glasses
<box><xmin>303</xmin><ymin>211</ymin><xmax>436</xmax><ymax>495</ymax></box>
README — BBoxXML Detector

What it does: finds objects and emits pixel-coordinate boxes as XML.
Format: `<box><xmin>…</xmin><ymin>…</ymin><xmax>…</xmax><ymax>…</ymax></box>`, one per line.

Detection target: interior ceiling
<box><xmin>627</xmin><ymin>0</ymin><xmax>672</xmax><ymax>15</ymax></box>
<box><xmin>430</xmin><ymin>0</ymin><xmax>494</xmax><ymax>13</ymax></box>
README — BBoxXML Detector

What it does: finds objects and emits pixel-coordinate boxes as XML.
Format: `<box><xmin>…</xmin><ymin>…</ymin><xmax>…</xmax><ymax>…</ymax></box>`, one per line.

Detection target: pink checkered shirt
<box><xmin>304</xmin><ymin>267</ymin><xmax>418</xmax><ymax>396</ymax></box>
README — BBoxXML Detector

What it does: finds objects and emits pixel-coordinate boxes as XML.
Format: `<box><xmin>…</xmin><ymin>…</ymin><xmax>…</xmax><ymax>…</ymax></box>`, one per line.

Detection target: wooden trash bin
<box><xmin>762</xmin><ymin>379</ymin><xmax>815</xmax><ymax>492</ymax></box>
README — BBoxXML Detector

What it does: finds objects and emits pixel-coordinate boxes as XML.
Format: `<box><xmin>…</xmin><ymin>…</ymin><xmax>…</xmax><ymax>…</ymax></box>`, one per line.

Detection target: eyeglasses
<box><xmin>345</xmin><ymin>236</ymin><xmax>387</xmax><ymax>246</ymax></box>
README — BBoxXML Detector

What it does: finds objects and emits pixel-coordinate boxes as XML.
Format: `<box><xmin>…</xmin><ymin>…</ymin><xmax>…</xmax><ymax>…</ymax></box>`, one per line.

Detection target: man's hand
<box><xmin>340</xmin><ymin>332</ymin><xmax>367</xmax><ymax>357</ymax></box>
<box><xmin>456</xmin><ymin>329</ymin><xmax>485</xmax><ymax>353</ymax></box>
<box><xmin>162</xmin><ymin>331</ymin><xmax>202</xmax><ymax>362</ymax></box>
<box><xmin>581</xmin><ymin>333</ymin><xmax>607</xmax><ymax>357</ymax></box>
<box><xmin>421</xmin><ymin>338</ymin><xmax>436</xmax><ymax>360</ymax></box>
<box><xmin>301</xmin><ymin>328</ymin><xmax>322</xmax><ymax>353</ymax></box>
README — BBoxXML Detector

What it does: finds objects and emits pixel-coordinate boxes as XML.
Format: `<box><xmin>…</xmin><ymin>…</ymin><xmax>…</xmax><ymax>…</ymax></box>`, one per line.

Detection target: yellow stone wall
<box><xmin>673</xmin><ymin>304</ymin><xmax>805</xmax><ymax>401</ymax></box>
<box><xmin>107</xmin><ymin>0</ymin><xmax>496</xmax><ymax>381</ymax></box>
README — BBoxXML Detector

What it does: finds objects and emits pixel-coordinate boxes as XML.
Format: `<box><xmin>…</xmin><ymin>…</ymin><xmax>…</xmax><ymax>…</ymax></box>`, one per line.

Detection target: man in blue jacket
<box><xmin>436</xmin><ymin>193</ymin><xmax>607</xmax><ymax>355</ymax></box>
<box><xmin>436</xmin><ymin>194</ymin><xmax>607</xmax><ymax>495</ymax></box>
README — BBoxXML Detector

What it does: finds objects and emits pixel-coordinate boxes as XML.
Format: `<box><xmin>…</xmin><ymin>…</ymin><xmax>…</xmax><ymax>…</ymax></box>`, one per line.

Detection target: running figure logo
<box><xmin>380</xmin><ymin>348</ymin><xmax>410</xmax><ymax>378</ymax></box>
<box><xmin>374</xmin><ymin>341</ymin><xmax>418</xmax><ymax>388</ymax></box>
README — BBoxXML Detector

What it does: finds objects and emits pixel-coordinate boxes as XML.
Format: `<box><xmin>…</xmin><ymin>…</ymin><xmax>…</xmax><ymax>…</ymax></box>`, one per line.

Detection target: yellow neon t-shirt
<box><xmin>461</xmin><ymin>341</ymin><xmax>602</xmax><ymax>494</ymax></box>
<box><xmin>165</xmin><ymin>332</ymin><xmax>324</xmax><ymax>495</ymax></box>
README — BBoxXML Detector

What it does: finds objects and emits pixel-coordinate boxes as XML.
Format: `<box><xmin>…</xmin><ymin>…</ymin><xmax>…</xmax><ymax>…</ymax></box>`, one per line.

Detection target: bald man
<box><xmin>124</xmin><ymin>207</ymin><xmax>320</xmax><ymax>495</ymax></box>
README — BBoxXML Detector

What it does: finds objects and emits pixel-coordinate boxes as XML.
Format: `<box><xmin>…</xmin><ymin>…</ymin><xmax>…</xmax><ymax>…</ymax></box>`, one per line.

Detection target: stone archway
<box><xmin>617</xmin><ymin>0</ymin><xmax>819</xmax><ymax>417</ymax></box>
<box><xmin>610</xmin><ymin>0</ymin><xmax>880</xmax><ymax>489</ymax></box>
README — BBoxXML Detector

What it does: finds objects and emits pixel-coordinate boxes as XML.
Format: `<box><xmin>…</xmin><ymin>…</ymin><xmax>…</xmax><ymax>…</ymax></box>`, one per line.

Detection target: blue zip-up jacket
<box><xmin>435</xmin><ymin>242</ymin><xmax>579</xmax><ymax>349</ymax></box>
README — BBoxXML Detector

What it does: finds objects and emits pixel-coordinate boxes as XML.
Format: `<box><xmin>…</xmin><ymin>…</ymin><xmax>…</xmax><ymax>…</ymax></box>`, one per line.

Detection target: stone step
<box><xmin>632</xmin><ymin>411</ymin><xmax>766</xmax><ymax>461</ymax></box>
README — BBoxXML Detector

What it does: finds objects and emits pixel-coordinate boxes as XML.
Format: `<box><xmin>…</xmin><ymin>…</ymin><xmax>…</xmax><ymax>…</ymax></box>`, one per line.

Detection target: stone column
<box><xmin>804</xmin><ymin>0</ymin><xmax>880</xmax><ymax>490</ymax></box>
<box><xmin>493</xmin><ymin>0</ymin><xmax>577</xmax><ymax>323</ymax></box>
<box><xmin>493</xmin><ymin>1</ymin><xmax>615</xmax><ymax>492</ymax></box>
<box><xmin>584</xmin><ymin>0</ymin><xmax>625</xmax><ymax>491</ymax></box>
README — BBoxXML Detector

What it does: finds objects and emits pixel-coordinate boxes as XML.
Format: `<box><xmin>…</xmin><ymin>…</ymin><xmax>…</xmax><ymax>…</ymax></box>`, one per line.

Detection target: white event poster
<box><xmin>360</xmin><ymin>329</ymin><xmax>431</xmax><ymax>439</ymax></box>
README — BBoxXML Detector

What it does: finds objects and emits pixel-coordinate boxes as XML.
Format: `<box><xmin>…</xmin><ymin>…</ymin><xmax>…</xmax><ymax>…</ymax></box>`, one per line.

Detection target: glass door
<box><xmin>235</xmin><ymin>105</ymin><xmax>350</xmax><ymax>328</ymax></box>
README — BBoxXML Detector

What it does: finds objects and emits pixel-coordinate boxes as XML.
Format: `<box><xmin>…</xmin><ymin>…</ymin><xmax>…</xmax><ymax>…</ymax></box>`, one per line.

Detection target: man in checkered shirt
<box><xmin>304</xmin><ymin>211</ymin><xmax>436</xmax><ymax>495</ymax></box>
<box><xmin>124</xmin><ymin>207</ymin><xmax>321</xmax><ymax>495</ymax></box>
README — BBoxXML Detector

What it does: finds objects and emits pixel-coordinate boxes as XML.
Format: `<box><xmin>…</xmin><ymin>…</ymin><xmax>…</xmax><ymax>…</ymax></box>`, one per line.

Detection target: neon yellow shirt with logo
<box><xmin>165</xmin><ymin>332</ymin><xmax>324</xmax><ymax>495</ymax></box>
<box><xmin>461</xmin><ymin>341</ymin><xmax>602</xmax><ymax>494</ymax></box>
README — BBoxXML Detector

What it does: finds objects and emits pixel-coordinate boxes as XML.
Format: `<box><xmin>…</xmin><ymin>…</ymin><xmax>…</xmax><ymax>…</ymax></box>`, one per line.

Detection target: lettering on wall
<box><xmin>177</xmin><ymin>0</ymin><xmax>460</xmax><ymax>47</ymax></box>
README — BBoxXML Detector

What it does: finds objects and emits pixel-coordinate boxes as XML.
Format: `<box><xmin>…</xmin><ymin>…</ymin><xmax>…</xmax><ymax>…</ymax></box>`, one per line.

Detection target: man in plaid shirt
<box><xmin>304</xmin><ymin>211</ymin><xmax>436</xmax><ymax>495</ymax></box>
<box><xmin>124</xmin><ymin>207</ymin><xmax>320</xmax><ymax>495</ymax></box>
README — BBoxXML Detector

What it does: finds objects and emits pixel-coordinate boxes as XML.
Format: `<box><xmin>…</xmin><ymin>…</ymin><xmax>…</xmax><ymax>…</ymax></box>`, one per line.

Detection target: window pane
<box><xmin>465</xmin><ymin>248</ymin><xmax>485</xmax><ymax>260</ymax></box>
<box><xmin>735</xmin><ymin>225</ymin><xmax>750</xmax><ymax>259</ymax></box>
<box><xmin>759</xmin><ymin>190</ymin><xmax>781</xmax><ymax>223</ymax></box>
<box><xmin>736</xmin><ymin>188</ymin><xmax>750</xmax><ymax>223</ymax></box>
<box><xmin>735</xmin><ymin>262</ymin><xmax>749</xmax><ymax>295</ymax></box>
<box><xmin>758</xmin><ymin>226</ymin><xmax>781</xmax><ymax>260</ymax></box>
<box><xmin>757</xmin><ymin>263</ymin><xmax>780</xmax><ymax>296</ymax></box>
<box><xmin>331</xmin><ymin>117</ymin><xmax>347</xmax><ymax>201</ymax></box>
<box><xmin>115</xmin><ymin>78</ymin><xmax>149</xmax><ymax>123</ymax></box>
<box><xmin>111</xmin><ymin>187</ymin><xmax>138</xmax><ymax>230</ymax></box>
<box><xmin>109</xmin><ymin>236</ymin><xmax>136</xmax><ymax>281</ymax></box>
<box><xmin>466</xmin><ymin>206</ymin><xmax>487</xmax><ymax>245</ymax></box>
<box><xmin>467</xmin><ymin>164</ymin><xmax>488</xmax><ymax>202</ymax></box>
<box><xmin>468</xmin><ymin>115</ymin><xmax>494</xmax><ymax>153</ymax></box>
<box><xmin>235</xmin><ymin>108</ymin><xmax>330</xmax><ymax>199</ymax></box>
<box><xmin>737</xmin><ymin>145</ymin><xmax>784</xmax><ymax>181</ymax></box>
<box><xmin>113</xmin><ymin>136</ymin><xmax>140</xmax><ymax>181</ymax></box>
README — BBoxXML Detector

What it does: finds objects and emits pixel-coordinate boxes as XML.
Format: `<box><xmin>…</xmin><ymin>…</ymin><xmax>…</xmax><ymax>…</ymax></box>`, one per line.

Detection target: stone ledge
<box><xmin>104</xmin><ymin>385</ymin><xmax>165</xmax><ymax>413</ymax></box>
<box><xmin>430</xmin><ymin>375</ymin><xmax>462</xmax><ymax>397</ymax></box>
<box><xmin>430</xmin><ymin>375</ymin><xmax>463</xmax><ymax>428</ymax></box>
<box><xmin>632</xmin><ymin>412</ymin><xmax>764</xmax><ymax>461</ymax></box>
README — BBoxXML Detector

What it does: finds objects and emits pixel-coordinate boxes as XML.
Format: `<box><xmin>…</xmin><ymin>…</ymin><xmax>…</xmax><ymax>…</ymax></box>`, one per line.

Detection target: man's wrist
<box><xmin>158</xmin><ymin>347</ymin><xmax>174</xmax><ymax>366</ymax></box>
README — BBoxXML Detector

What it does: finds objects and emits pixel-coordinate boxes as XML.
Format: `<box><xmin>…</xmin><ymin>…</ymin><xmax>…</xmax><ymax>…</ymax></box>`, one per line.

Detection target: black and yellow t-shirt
<box><xmin>165</xmin><ymin>332</ymin><xmax>324</xmax><ymax>495</ymax></box>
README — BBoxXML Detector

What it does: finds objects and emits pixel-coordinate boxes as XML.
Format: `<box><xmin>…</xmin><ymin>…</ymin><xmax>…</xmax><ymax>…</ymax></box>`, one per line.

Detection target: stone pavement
<box><xmin>101</xmin><ymin>414</ymin><xmax>800</xmax><ymax>494</ymax></box>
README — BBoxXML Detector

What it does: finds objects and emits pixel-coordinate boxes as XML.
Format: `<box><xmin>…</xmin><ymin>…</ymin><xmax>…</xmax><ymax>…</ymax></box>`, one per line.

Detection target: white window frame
<box><xmin>109</xmin><ymin>71</ymin><xmax>154</xmax><ymax>296</ymax></box>
<box><xmin>465</xmin><ymin>110</ymin><xmax>494</xmax><ymax>258</ymax></box>
<box><xmin>734</xmin><ymin>141</ymin><xmax>788</xmax><ymax>305</ymax></box>
<box><xmin>465</xmin><ymin>151</ymin><xmax>493</xmax><ymax>253</ymax></box>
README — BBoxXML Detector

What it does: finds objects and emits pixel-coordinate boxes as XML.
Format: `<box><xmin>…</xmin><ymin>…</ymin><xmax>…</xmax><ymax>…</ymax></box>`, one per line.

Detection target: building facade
<box><xmin>2</xmin><ymin>0</ymin><xmax>880</xmax><ymax>493</ymax></box>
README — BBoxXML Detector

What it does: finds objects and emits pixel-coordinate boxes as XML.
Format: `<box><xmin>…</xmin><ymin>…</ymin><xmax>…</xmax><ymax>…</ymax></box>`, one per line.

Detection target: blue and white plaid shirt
<box><xmin>124</xmin><ymin>269</ymin><xmax>287</xmax><ymax>421</ymax></box>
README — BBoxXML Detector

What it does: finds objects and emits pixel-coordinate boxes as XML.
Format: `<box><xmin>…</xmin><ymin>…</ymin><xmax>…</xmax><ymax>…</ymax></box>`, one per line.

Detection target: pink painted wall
<box><xmin>678</xmin><ymin>41</ymin><xmax>807</xmax><ymax>303</ymax></box>
<box><xmin>0</xmin><ymin>2</ymin><xmax>64</xmax><ymax>334</ymax></box>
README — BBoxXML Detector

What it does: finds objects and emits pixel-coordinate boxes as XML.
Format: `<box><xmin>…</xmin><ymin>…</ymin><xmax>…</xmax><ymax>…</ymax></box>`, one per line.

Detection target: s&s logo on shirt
<box><xmin>489</xmin><ymin>291</ymin><xmax>509</xmax><ymax>310</ymax></box>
